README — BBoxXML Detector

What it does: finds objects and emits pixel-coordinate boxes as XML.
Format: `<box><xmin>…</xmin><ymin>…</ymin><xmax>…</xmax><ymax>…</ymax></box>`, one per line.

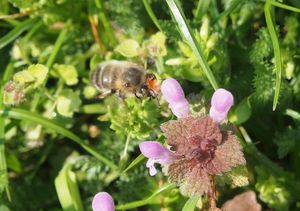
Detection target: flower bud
<box><xmin>161</xmin><ymin>78</ymin><xmax>185</xmax><ymax>104</ymax></box>
<box><xmin>209</xmin><ymin>88</ymin><xmax>234</xmax><ymax>123</ymax></box>
<box><xmin>92</xmin><ymin>192</ymin><xmax>115</xmax><ymax>211</ymax></box>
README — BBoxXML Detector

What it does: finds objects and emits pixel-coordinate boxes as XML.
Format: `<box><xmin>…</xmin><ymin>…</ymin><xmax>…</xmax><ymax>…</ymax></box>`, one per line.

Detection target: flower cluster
<box><xmin>140</xmin><ymin>78</ymin><xmax>246</xmax><ymax>197</ymax></box>
<box><xmin>91</xmin><ymin>78</ymin><xmax>246</xmax><ymax>210</ymax></box>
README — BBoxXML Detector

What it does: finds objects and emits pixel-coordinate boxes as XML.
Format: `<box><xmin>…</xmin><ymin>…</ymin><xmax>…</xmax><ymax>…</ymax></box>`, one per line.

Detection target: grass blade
<box><xmin>0</xmin><ymin>62</ymin><xmax>14</xmax><ymax>199</ymax></box>
<box><xmin>0</xmin><ymin>17</ymin><xmax>38</xmax><ymax>49</ymax></box>
<box><xmin>165</xmin><ymin>0</ymin><xmax>219</xmax><ymax>90</ymax></box>
<box><xmin>116</xmin><ymin>183</ymin><xmax>176</xmax><ymax>210</ymax></box>
<box><xmin>94</xmin><ymin>0</ymin><xmax>117</xmax><ymax>47</ymax></box>
<box><xmin>46</xmin><ymin>24</ymin><xmax>69</xmax><ymax>69</ymax></box>
<box><xmin>194</xmin><ymin>0</ymin><xmax>211</xmax><ymax>21</ymax></box>
<box><xmin>0</xmin><ymin>108</ymin><xmax>117</xmax><ymax>169</ymax></box>
<box><xmin>121</xmin><ymin>154</ymin><xmax>145</xmax><ymax>175</ymax></box>
<box><xmin>270</xmin><ymin>1</ymin><xmax>300</xmax><ymax>13</ymax></box>
<box><xmin>264</xmin><ymin>1</ymin><xmax>282</xmax><ymax>111</ymax></box>
<box><xmin>214</xmin><ymin>0</ymin><xmax>245</xmax><ymax>23</ymax></box>
<box><xmin>142</xmin><ymin>0</ymin><xmax>164</xmax><ymax>32</ymax></box>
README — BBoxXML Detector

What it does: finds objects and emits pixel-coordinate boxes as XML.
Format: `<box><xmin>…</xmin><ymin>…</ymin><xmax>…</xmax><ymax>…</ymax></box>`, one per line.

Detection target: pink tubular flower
<box><xmin>209</xmin><ymin>88</ymin><xmax>234</xmax><ymax>123</ymax></box>
<box><xmin>139</xmin><ymin>141</ymin><xmax>174</xmax><ymax>176</ymax></box>
<box><xmin>161</xmin><ymin>78</ymin><xmax>190</xmax><ymax>118</ymax></box>
<box><xmin>92</xmin><ymin>192</ymin><xmax>115</xmax><ymax>211</ymax></box>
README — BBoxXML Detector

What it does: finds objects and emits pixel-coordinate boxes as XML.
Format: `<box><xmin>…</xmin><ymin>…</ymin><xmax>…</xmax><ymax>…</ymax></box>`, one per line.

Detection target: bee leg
<box><xmin>149</xmin><ymin>90</ymin><xmax>160</xmax><ymax>106</ymax></box>
<box><xmin>96</xmin><ymin>90</ymin><xmax>112</xmax><ymax>99</ymax></box>
<box><xmin>135</xmin><ymin>92</ymin><xmax>143</xmax><ymax>101</ymax></box>
<box><xmin>116</xmin><ymin>90</ymin><xmax>126</xmax><ymax>99</ymax></box>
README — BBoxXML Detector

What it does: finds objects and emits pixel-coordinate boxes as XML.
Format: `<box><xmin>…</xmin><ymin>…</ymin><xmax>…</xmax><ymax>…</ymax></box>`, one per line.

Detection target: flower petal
<box><xmin>92</xmin><ymin>192</ymin><xmax>115</xmax><ymax>211</ymax></box>
<box><xmin>211</xmin><ymin>88</ymin><xmax>233</xmax><ymax>113</ymax></box>
<box><xmin>209</xmin><ymin>106</ymin><xmax>228</xmax><ymax>123</ymax></box>
<box><xmin>139</xmin><ymin>141</ymin><xmax>168</xmax><ymax>158</ymax></box>
<box><xmin>161</xmin><ymin>78</ymin><xmax>186</xmax><ymax>104</ymax></box>
<box><xmin>169</xmin><ymin>99</ymin><xmax>190</xmax><ymax>118</ymax></box>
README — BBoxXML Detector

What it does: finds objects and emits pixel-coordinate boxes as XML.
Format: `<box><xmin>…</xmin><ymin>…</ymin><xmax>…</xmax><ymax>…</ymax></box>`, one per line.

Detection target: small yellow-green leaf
<box><xmin>145</xmin><ymin>32</ymin><xmax>167</xmax><ymax>57</ymax></box>
<box><xmin>56</xmin><ymin>89</ymin><xmax>82</xmax><ymax>117</ymax></box>
<box><xmin>55</xmin><ymin>64</ymin><xmax>79</xmax><ymax>86</ymax></box>
<box><xmin>115</xmin><ymin>39</ymin><xmax>140</xmax><ymax>58</ymax></box>
<box><xmin>13</xmin><ymin>71</ymin><xmax>35</xmax><ymax>85</ymax></box>
<box><xmin>27</xmin><ymin>64</ymin><xmax>49</xmax><ymax>88</ymax></box>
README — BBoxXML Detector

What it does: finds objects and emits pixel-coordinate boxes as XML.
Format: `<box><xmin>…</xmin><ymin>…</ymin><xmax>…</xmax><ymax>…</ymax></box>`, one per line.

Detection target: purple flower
<box><xmin>139</xmin><ymin>141</ymin><xmax>174</xmax><ymax>176</ymax></box>
<box><xmin>92</xmin><ymin>192</ymin><xmax>115</xmax><ymax>211</ymax></box>
<box><xmin>161</xmin><ymin>78</ymin><xmax>190</xmax><ymax>118</ymax></box>
<box><xmin>209</xmin><ymin>88</ymin><xmax>233</xmax><ymax>123</ymax></box>
<box><xmin>169</xmin><ymin>99</ymin><xmax>190</xmax><ymax>118</ymax></box>
<box><xmin>161</xmin><ymin>78</ymin><xmax>185</xmax><ymax>103</ymax></box>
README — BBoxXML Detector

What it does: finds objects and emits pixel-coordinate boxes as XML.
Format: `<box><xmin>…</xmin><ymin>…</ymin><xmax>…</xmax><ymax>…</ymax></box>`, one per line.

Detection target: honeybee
<box><xmin>91</xmin><ymin>60</ymin><xmax>160</xmax><ymax>99</ymax></box>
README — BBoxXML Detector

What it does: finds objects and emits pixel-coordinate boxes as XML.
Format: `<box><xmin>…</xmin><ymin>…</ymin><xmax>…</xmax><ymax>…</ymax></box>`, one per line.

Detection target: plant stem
<box><xmin>122</xmin><ymin>133</ymin><xmax>131</xmax><ymax>159</ymax></box>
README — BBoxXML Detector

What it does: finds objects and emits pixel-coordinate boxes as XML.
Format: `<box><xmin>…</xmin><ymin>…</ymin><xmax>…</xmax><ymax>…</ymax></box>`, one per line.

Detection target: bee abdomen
<box><xmin>91</xmin><ymin>64</ymin><xmax>103</xmax><ymax>90</ymax></box>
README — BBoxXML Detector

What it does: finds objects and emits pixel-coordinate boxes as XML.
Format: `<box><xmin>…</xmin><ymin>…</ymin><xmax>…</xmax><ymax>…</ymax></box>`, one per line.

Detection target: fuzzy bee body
<box><xmin>91</xmin><ymin>60</ymin><xmax>159</xmax><ymax>99</ymax></box>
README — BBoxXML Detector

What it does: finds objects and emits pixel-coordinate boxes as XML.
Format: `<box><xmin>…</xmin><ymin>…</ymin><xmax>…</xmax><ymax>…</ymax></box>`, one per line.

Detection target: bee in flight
<box><xmin>91</xmin><ymin>60</ymin><xmax>160</xmax><ymax>99</ymax></box>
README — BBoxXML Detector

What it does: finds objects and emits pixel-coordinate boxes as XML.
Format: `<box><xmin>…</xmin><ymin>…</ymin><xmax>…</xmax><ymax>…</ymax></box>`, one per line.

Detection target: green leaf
<box><xmin>55</xmin><ymin>163</ymin><xmax>84</xmax><ymax>211</ymax></box>
<box><xmin>13</xmin><ymin>70</ymin><xmax>35</xmax><ymax>85</ymax></box>
<box><xmin>0</xmin><ymin>0</ymin><xmax>9</xmax><ymax>14</ymax></box>
<box><xmin>215</xmin><ymin>166</ymin><xmax>249</xmax><ymax>188</ymax></box>
<box><xmin>54</xmin><ymin>64</ymin><xmax>79</xmax><ymax>86</ymax></box>
<box><xmin>27</xmin><ymin>64</ymin><xmax>49</xmax><ymax>88</ymax></box>
<box><xmin>56</xmin><ymin>89</ymin><xmax>82</xmax><ymax>117</ymax></box>
<box><xmin>165</xmin><ymin>0</ymin><xmax>218</xmax><ymax>89</ymax></box>
<box><xmin>144</xmin><ymin>32</ymin><xmax>167</xmax><ymax>57</ymax></box>
<box><xmin>115</xmin><ymin>39</ymin><xmax>140</xmax><ymax>58</ymax></box>
<box><xmin>0</xmin><ymin>17</ymin><xmax>38</xmax><ymax>49</ymax></box>
<box><xmin>6</xmin><ymin>151</ymin><xmax>22</xmax><ymax>173</ymax></box>
<box><xmin>0</xmin><ymin>108</ymin><xmax>117</xmax><ymax>169</ymax></box>
<box><xmin>182</xmin><ymin>196</ymin><xmax>201</xmax><ymax>211</ymax></box>
<box><xmin>264</xmin><ymin>1</ymin><xmax>282</xmax><ymax>110</ymax></box>
<box><xmin>121</xmin><ymin>154</ymin><xmax>145</xmax><ymax>175</ymax></box>
<box><xmin>229</xmin><ymin>97</ymin><xmax>252</xmax><ymax>125</ymax></box>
